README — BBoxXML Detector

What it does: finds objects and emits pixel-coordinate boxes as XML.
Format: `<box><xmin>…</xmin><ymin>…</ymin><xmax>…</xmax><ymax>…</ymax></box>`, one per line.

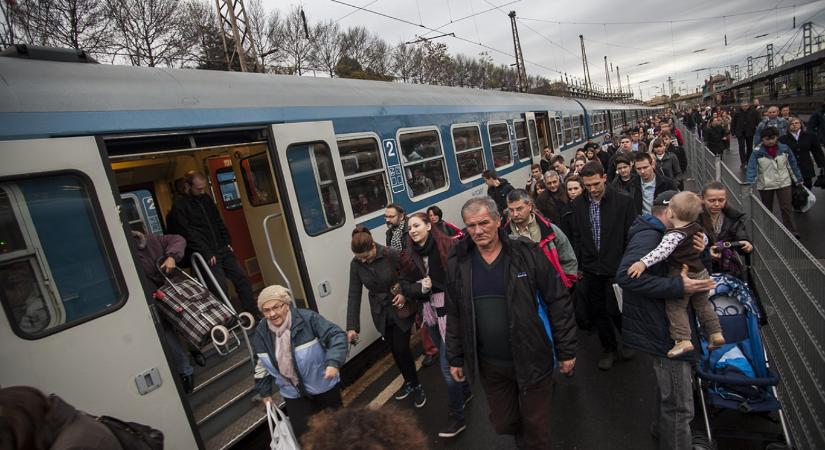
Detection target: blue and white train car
<box><xmin>0</xmin><ymin>49</ymin><xmax>652</xmax><ymax>448</ymax></box>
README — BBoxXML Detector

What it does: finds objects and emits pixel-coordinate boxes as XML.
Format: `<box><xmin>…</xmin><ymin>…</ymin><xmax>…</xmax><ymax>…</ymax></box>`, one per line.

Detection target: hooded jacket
<box><xmin>445</xmin><ymin>229</ymin><xmax>576</xmax><ymax>388</ymax></box>
<box><xmin>615</xmin><ymin>215</ymin><xmax>697</xmax><ymax>361</ymax></box>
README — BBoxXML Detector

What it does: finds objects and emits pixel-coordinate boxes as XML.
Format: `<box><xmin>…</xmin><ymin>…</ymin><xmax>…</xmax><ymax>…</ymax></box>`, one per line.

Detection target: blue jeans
<box><xmin>652</xmin><ymin>356</ymin><xmax>694</xmax><ymax>450</ymax></box>
<box><xmin>428</xmin><ymin>324</ymin><xmax>470</xmax><ymax>420</ymax></box>
<box><xmin>162</xmin><ymin>319</ymin><xmax>193</xmax><ymax>377</ymax></box>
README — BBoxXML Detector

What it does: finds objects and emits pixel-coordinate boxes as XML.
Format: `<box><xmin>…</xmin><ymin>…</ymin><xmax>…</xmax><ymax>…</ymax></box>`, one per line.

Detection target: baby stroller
<box><xmin>693</xmin><ymin>272</ymin><xmax>792</xmax><ymax>450</ymax></box>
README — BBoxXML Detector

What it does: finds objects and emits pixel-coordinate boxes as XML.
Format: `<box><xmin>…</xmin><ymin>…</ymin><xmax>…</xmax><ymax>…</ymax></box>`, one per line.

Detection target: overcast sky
<box><xmin>262</xmin><ymin>0</ymin><xmax>825</xmax><ymax>99</ymax></box>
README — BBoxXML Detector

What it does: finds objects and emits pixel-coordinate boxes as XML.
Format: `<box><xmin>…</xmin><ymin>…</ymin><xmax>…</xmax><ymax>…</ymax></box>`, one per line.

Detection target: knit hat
<box><xmin>257</xmin><ymin>285</ymin><xmax>293</xmax><ymax>310</ymax></box>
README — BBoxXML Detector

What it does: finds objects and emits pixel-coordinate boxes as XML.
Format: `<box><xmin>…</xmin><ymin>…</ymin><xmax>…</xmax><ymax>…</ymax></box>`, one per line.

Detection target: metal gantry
<box><xmin>508</xmin><ymin>11</ymin><xmax>528</xmax><ymax>93</ymax></box>
<box><xmin>215</xmin><ymin>0</ymin><xmax>260</xmax><ymax>72</ymax></box>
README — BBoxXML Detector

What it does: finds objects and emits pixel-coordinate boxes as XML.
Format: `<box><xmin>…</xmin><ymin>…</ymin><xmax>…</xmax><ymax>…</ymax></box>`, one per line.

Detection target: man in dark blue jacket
<box><xmin>616</xmin><ymin>191</ymin><xmax>716</xmax><ymax>450</ymax></box>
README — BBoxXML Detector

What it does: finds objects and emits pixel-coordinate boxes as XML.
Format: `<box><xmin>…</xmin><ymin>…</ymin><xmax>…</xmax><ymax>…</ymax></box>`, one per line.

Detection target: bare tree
<box><xmin>391</xmin><ymin>42</ymin><xmax>418</xmax><ymax>83</ymax></box>
<box><xmin>177</xmin><ymin>0</ymin><xmax>221</xmax><ymax>68</ymax></box>
<box><xmin>311</xmin><ymin>19</ymin><xmax>345</xmax><ymax>77</ymax></box>
<box><xmin>420</xmin><ymin>40</ymin><xmax>451</xmax><ymax>85</ymax></box>
<box><xmin>364</xmin><ymin>36</ymin><xmax>391</xmax><ymax>77</ymax></box>
<box><xmin>246</xmin><ymin>0</ymin><xmax>280</xmax><ymax>71</ymax></box>
<box><xmin>279</xmin><ymin>6</ymin><xmax>312</xmax><ymax>75</ymax></box>
<box><xmin>47</xmin><ymin>0</ymin><xmax>112</xmax><ymax>54</ymax></box>
<box><xmin>341</xmin><ymin>25</ymin><xmax>370</xmax><ymax>67</ymax></box>
<box><xmin>107</xmin><ymin>0</ymin><xmax>185</xmax><ymax>67</ymax></box>
<box><xmin>4</xmin><ymin>0</ymin><xmax>54</xmax><ymax>46</ymax></box>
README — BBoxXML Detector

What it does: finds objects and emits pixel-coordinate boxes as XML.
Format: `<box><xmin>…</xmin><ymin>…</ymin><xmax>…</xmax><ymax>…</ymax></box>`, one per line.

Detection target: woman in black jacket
<box><xmin>704</xmin><ymin>117</ymin><xmax>728</xmax><ymax>156</ymax></box>
<box><xmin>779</xmin><ymin>117</ymin><xmax>825</xmax><ymax>188</ymax></box>
<box><xmin>698</xmin><ymin>182</ymin><xmax>753</xmax><ymax>275</ymax></box>
<box><xmin>346</xmin><ymin>226</ymin><xmax>426</xmax><ymax>408</ymax></box>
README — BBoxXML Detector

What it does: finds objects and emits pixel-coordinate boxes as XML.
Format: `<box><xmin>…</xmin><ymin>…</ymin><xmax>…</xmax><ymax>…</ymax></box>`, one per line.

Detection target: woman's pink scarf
<box><xmin>268</xmin><ymin>310</ymin><xmax>299</xmax><ymax>386</ymax></box>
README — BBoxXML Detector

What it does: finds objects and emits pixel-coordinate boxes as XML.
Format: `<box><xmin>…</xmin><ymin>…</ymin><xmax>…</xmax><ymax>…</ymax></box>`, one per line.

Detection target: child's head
<box><xmin>668</xmin><ymin>191</ymin><xmax>704</xmax><ymax>223</ymax></box>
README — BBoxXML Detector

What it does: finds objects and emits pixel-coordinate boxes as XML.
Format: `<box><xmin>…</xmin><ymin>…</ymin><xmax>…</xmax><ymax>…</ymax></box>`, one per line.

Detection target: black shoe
<box><xmin>598</xmin><ymin>352</ymin><xmax>616</xmax><ymax>371</ymax></box>
<box><xmin>181</xmin><ymin>375</ymin><xmax>194</xmax><ymax>394</ymax></box>
<box><xmin>438</xmin><ymin>417</ymin><xmax>467</xmax><ymax>438</ymax></box>
<box><xmin>463</xmin><ymin>391</ymin><xmax>474</xmax><ymax>406</ymax></box>
<box><xmin>422</xmin><ymin>354</ymin><xmax>436</xmax><ymax>367</ymax></box>
<box><xmin>394</xmin><ymin>382</ymin><xmax>414</xmax><ymax>400</ymax></box>
<box><xmin>413</xmin><ymin>385</ymin><xmax>427</xmax><ymax>408</ymax></box>
<box><xmin>190</xmin><ymin>349</ymin><xmax>206</xmax><ymax>367</ymax></box>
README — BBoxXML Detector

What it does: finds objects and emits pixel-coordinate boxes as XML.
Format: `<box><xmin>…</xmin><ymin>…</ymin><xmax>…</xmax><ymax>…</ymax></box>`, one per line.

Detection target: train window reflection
<box><xmin>338</xmin><ymin>137</ymin><xmax>390</xmax><ymax>218</ymax></box>
<box><xmin>240</xmin><ymin>153</ymin><xmax>277</xmax><ymax>207</ymax></box>
<box><xmin>451</xmin><ymin>125</ymin><xmax>485</xmax><ymax>181</ymax></box>
<box><xmin>488</xmin><ymin>122</ymin><xmax>512</xmax><ymax>168</ymax></box>
<box><xmin>286</xmin><ymin>142</ymin><xmax>345</xmax><ymax>236</ymax></box>
<box><xmin>0</xmin><ymin>175</ymin><xmax>125</xmax><ymax>339</ymax></box>
<box><xmin>513</xmin><ymin>120</ymin><xmax>530</xmax><ymax>160</ymax></box>
<box><xmin>528</xmin><ymin>119</ymin><xmax>540</xmax><ymax>157</ymax></box>
<box><xmin>398</xmin><ymin>129</ymin><xmax>448</xmax><ymax>199</ymax></box>
<box><xmin>562</xmin><ymin>116</ymin><xmax>573</xmax><ymax>144</ymax></box>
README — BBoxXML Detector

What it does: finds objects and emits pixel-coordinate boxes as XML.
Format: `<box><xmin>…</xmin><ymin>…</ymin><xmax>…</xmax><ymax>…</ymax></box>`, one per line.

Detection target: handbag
<box><xmin>266</xmin><ymin>402</ymin><xmax>300</xmax><ymax>450</ymax></box>
<box><xmin>791</xmin><ymin>183</ymin><xmax>809</xmax><ymax>211</ymax></box>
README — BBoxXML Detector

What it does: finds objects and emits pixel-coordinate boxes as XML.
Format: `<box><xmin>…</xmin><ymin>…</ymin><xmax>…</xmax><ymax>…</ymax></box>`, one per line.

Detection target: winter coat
<box><xmin>630</xmin><ymin>175</ymin><xmax>679</xmax><ymax>216</ymax></box>
<box><xmin>167</xmin><ymin>193</ymin><xmax>231</xmax><ymax>262</ymax></box>
<box><xmin>615</xmin><ymin>215</ymin><xmax>697</xmax><ymax>361</ymax></box>
<box><xmin>753</xmin><ymin>117</ymin><xmax>789</xmax><ymax>144</ymax></box>
<box><xmin>134</xmin><ymin>233</ymin><xmax>186</xmax><ymax>287</ymax></box>
<box><xmin>606</xmin><ymin>149</ymin><xmax>631</xmax><ymax>182</ymax></box>
<box><xmin>732</xmin><ymin>108</ymin><xmax>760</xmax><ymax>138</ymax></box>
<box><xmin>746</xmin><ymin>142</ymin><xmax>803</xmax><ymax>190</ymax></box>
<box><xmin>667</xmin><ymin>143</ymin><xmax>688</xmax><ymax>172</ymax></box>
<box><xmin>704</xmin><ymin>125</ymin><xmax>728</xmax><ymax>155</ymax></box>
<box><xmin>568</xmin><ymin>184</ymin><xmax>636</xmax><ymax>276</ymax></box>
<box><xmin>808</xmin><ymin>107</ymin><xmax>825</xmax><ymax>146</ymax></box>
<box><xmin>445</xmin><ymin>229</ymin><xmax>576</xmax><ymax>387</ymax></box>
<box><xmin>779</xmin><ymin>131</ymin><xmax>825</xmax><ymax>181</ymax></box>
<box><xmin>611</xmin><ymin>174</ymin><xmax>639</xmax><ymax>200</ymax></box>
<box><xmin>347</xmin><ymin>244</ymin><xmax>414</xmax><ymax>335</ymax></box>
<box><xmin>487</xmin><ymin>178</ymin><xmax>515</xmax><ymax>216</ymax></box>
<box><xmin>504</xmin><ymin>212</ymin><xmax>578</xmax><ymax>286</ymax></box>
<box><xmin>534</xmin><ymin>189</ymin><xmax>567</xmax><ymax>223</ymax></box>
<box><xmin>253</xmin><ymin>307</ymin><xmax>347</xmax><ymax>399</ymax></box>
<box><xmin>654</xmin><ymin>152</ymin><xmax>682</xmax><ymax>181</ymax></box>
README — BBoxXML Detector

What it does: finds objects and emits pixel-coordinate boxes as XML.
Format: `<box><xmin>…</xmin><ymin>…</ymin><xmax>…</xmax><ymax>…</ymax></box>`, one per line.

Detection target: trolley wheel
<box><xmin>239</xmin><ymin>312</ymin><xmax>255</xmax><ymax>330</ymax></box>
<box><xmin>211</xmin><ymin>325</ymin><xmax>230</xmax><ymax>347</ymax></box>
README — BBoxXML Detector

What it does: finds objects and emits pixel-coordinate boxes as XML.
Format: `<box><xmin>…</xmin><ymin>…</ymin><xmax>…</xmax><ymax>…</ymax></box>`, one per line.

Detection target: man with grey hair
<box><xmin>753</xmin><ymin>106</ymin><xmax>789</xmax><ymax>144</ymax></box>
<box><xmin>535</xmin><ymin>170</ymin><xmax>568</xmax><ymax>223</ymax></box>
<box><xmin>446</xmin><ymin>196</ymin><xmax>576</xmax><ymax>449</ymax></box>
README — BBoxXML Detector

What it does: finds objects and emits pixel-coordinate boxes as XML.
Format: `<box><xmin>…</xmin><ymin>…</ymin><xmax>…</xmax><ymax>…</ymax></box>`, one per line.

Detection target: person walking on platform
<box><xmin>732</xmin><ymin>101</ymin><xmax>761</xmax><ymax>168</ymax></box>
<box><xmin>168</xmin><ymin>171</ymin><xmax>256</xmax><ymax>316</ymax></box>
<box><xmin>399</xmin><ymin>213</ymin><xmax>472</xmax><ymax>438</ymax></box>
<box><xmin>568</xmin><ymin>162</ymin><xmax>636</xmax><ymax>370</ymax></box>
<box><xmin>607</xmin><ymin>136</ymin><xmax>633</xmax><ymax>182</ymax></box>
<box><xmin>698</xmin><ymin>182</ymin><xmax>753</xmax><ymax>275</ymax></box>
<box><xmin>446</xmin><ymin>196</ymin><xmax>576</xmax><ymax>449</ymax></box>
<box><xmin>610</xmin><ymin>155</ymin><xmax>638</xmax><ymax>198</ymax></box>
<box><xmin>254</xmin><ymin>285</ymin><xmax>347</xmax><ymax>439</ymax></box>
<box><xmin>427</xmin><ymin>205</ymin><xmax>463</xmax><ymax>238</ymax></box>
<box><xmin>483</xmin><ymin>170</ymin><xmax>515</xmax><ymax>218</ymax></box>
<box><xmin>651</xmin><ymin>138</ymin><xmax>682</xmax><ymax>183</ymax></box>
<box><xmin>616</xmin><ymin>191</ymin><xmax>716</xmax><ymax>450</ymax></box>
<box><xmin>387</xmin><ymin>204</ymin><xmax>438</xmax><ymax>366</ymax></box>
<box><xmin>747</xmin><ymin>127</ymin><xmax>804</xmax><ymax>237</ymax></box>
<box><xmin>808</xmin><ymin>100</ymin><xmax>825</xmax><ymax>150</ymax></box>
<box><xmin>347</xmin><ymin>226</ymin><xmax>427</xmax><ymax>408</ymax></box>
<box><xmin>540</xmin><ymin>146</ymin><xmax>554</xmax><ymax>174</ymax></box>
<box><xmin>779</xmin><ymin>117</ymin><xmax>825</xmax><ymax>189</ymax></box>
<box><xmin>631</xmin><ymin>152</ymin><xmax>679</xmax><ymax>216</ymax></box>
<box><xmin>704</xmin><ymin>116</ymin><xmax>728</xmax><ymax>156</ymax></box>
<box><xmin>535</xmin><ymin>170</ymin><xmax>568</xmax><ymax>224</ymax></box>
<box><xmin>753</xmin><ymin>106</ymin><xmax>789</xmax><ymax>144</ymax></box>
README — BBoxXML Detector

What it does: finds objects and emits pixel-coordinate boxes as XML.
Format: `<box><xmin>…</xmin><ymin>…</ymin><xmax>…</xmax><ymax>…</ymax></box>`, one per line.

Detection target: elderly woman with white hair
<box><xmin>252</xmin><ymin>285</ymin><xmax>348</xmax><ymax>438</ymax></box>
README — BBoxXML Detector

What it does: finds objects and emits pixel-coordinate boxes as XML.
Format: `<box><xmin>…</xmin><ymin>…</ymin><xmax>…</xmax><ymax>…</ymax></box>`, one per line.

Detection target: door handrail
<box><xmin>262</xmin><ymin>212</ymin><xmax>294</xmax><ymax>296</ymax></box>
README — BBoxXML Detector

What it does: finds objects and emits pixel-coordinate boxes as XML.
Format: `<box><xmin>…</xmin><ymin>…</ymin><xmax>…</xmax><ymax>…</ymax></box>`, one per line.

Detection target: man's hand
<box><xmin>692</xmin><ymin>233</ymin><xmax>706</xmax><ymax>253</ymax></box>
<box><xmin>739</xmin><ymin>240</ymin><xmax>753</xmax><ymax>253</ymax></box>
<box><xmin>450</xmin><ymin>366</ymin><xmax>465</xmax><ymax>382</ymax></box>
<box><xmin>346</xmin><ymin>330</ymin><xmax>359</xmax><ymax>343</ymax></box>
<box><xmin>160</xmin><ymin>256</ymin><xmax>176</xmax><ymax>273</ymax></box>
<box><xmin>681</xmin><ymin>264</ymin><xmax>715</xmax><ymax>293</ymax></box>
<box><xmin>324</xmin><ymin>366</ymin><xmax>339</xmax><ymax>380</ymax></box>
<box><xmin>627</xmin><ymin>261</ymin><xmax>646</xmax><ymax>278</ymax></box>
<box><xmin>208</xmin><ymin>256</ymin><xmax>217</xmax><ymax>267</ymax></box>
<box><xmin>558</xmin><ymin>358</ymin><xmax>576</xmax><ymax>376</ymax></box>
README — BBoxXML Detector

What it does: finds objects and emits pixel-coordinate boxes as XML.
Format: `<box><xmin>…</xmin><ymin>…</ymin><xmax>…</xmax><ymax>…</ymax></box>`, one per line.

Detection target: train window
<box><xmin>398</xmin><ymin>128</ymin><xmax>448</xmax><ymax>198</ymax></box>
<box><xmin>527</xmin><ymin>119</ymin><xmax>540</xmax><ymax>157</ymax></box>
<box><xmin>513</xmin><ymin>120</ymin><xmax>530</xmax><ymax>160</ymax></box>
<box><xmin>562</xmin><ymin>116</ymin><xmax>573</xmax><ymax>144</ymax></box>
<box><xmin>121</xmin><ymin>190</ymin><xmax>163</xmax><ymax>236</ymax></box>
<box><xmin>216</xmin><ymin>168</ymin><xmax>242</xmax><ymax>211</ymax></box>
<box><xmin>240</xmin><ymin>153</ymin><xmax>277</xmax><ymax>206</ymax></box>
<box><xmin>0</xmin><ymin>174</ymin><xmax>125</xmax><ymax>339</ymax></box>
<box><xmin>286</xmin><ymin>142</ymin><xmax>345</xmax><ymax>236</ymax></box>
<box><xmin>451</xmin><ymin>124</ymin><xmax>485</xmax><ymax>181</ymax></box>
<box><xmin>337</xmin><ymin>136</ymin><xmax>390</xmax><ymax>218</ymax></box>
<box><xmin>488</xmin><ymin>122</ymin><xmax>512</xmax><ymax>168</ymax></box>
<box><xmin>572</xmin><ymin>116</ymin><xmax>582</xmax><ymax>142</ymax></box>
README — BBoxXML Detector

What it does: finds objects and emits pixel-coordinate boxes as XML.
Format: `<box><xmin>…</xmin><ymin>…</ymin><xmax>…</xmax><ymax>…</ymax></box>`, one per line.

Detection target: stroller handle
<box><xmin>696</xmin><ymin>366</ymin><xmax>780</xmax><ymax>387</ymax></box>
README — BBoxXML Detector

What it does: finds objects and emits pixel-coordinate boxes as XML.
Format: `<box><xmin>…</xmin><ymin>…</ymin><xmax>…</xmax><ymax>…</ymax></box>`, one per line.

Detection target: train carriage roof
<box><xmin>0</xmin><ymin>58</ymin><xmax>586</xmax><ymax>114</ymax></box>
<box><xmin>574</xmin><ymin>99</ymin><xmax>654</xmax><ymax>112</ymax></box>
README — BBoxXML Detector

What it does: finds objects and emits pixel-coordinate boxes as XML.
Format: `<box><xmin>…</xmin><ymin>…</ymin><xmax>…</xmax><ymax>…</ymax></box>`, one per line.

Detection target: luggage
<box><xmin>266</xmin><ymin>401</ymin><xmax>299</xmax><ymax>450</ymax></box>
<box><xmin>153</xmin><ymin>268</ymin><xmax>237</xmax><ymax>349</ymax></box>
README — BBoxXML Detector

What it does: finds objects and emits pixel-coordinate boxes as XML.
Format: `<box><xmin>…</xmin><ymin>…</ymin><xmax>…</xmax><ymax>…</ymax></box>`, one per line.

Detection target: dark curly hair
<box><xmin>301</xmin><ymin>406</ymin><xmax>428</xmax><ymax>450</ymax></box>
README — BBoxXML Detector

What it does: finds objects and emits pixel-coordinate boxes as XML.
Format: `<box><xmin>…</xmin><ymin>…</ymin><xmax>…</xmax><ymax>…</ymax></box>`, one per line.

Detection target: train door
<box><xmin>547</xmin><ymin>113</ymin><xmax>561</xmax><ymax>153</ymax></box>
<box><xmin>524</xmin><ymin>112</ymin><xmax>541</xmax><ymax>162</ymax></box>
<box><xmin>0</xmin><ymin>137</ymin><xmax>198</xmax><ymax>449</ymax></box>
<box><xmin>205</xmin><ymin>156</ymin><xmax>263</xmax><ymax>289</ymax></box>
<box><xmin>267</xmin><ymin>121</ymin><xmax>376</xmax><ymax>357</ymax></box>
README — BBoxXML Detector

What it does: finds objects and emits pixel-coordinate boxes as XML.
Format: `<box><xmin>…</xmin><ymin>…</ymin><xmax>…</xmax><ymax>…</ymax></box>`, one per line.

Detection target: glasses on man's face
<box><xmin>261</xmin><ymin>302</ymin><xmax>289</xmax><ymax>315</ymax></box>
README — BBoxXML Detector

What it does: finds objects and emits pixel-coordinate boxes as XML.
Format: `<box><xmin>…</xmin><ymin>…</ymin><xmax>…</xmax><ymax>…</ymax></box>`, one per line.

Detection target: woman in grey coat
<box><xmin>651</xmin><ymin>138</ymin><xmax>682</xmax><ymax>183</ymax></box>
<box><xmin>346</xmin><ymin>226</ymin><xmax>426</xmax><ymax>407</ymax></box>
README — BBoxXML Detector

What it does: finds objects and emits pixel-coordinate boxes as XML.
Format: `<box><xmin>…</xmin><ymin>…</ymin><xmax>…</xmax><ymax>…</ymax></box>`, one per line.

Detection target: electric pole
<box><xmin>803</xmin><ymin>22</ymin><xmax>813</xmax><ymax>56</ymax></box>
<box><xmin>616</xmin><ymin>65</ymin><xmax>622</xmax><ymax>93</ymax></box>
<box><xmin>766</xmin><ymin>43</ymin><xmax>774</xmax><ymax>71</ymax></box>
<box><xmin>604</xmin><ymin>56</ymin><xmax>612</xmax><ymax>93</ymax></box>
<box><xmin>215</xmin><ymin>0</ymin><xmax>260</xmax><ymax>72</ymax></box>
<box><xmin>508</xmin><ymin>11</ymin><xmax>528</xmax><ymax>93</ymax></box>
<box><xmin>579</xmin><ymin>35</ymin><xmax>593</xmax><ymax>94</ymax></box>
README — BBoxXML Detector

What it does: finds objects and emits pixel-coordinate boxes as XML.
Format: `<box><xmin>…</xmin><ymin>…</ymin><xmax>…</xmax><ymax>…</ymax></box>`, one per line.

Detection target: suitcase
<box><xmin>153</xmin><ymin>268</ymin><xmax>238</xmax><ymax>349</ymax></box>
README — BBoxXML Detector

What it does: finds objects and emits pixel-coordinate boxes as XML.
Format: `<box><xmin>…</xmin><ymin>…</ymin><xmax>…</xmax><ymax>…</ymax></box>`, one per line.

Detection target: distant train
<box><xmin>0</xmin><ymin>47</ymin><xmax>661</xmax><ymax>449</ymax></box>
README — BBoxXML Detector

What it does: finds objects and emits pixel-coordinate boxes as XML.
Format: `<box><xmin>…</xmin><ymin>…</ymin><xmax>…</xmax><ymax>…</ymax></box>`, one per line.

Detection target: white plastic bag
<box><xmin>267</xmin><ymin>401</ymin><xmax>300</xmax><ymax>450</ymax></box>
<box><xmin>800</xmin><ymin>185</ymin><xmax>816</xmax><ymax>213</ymax></box>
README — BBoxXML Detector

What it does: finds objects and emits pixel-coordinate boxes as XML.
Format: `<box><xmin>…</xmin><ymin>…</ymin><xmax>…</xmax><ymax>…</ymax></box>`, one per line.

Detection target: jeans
<box><xmin>207</xmin><ymin>246</ymin><xmax>256</xmax><ymax>315</ymax></box>
<box><xmin>428</xmin><ymin>325</ymin><xmax>470</xmax><ymax>420</ymax></box>
<box><xmin>652</xmin><ymin>357</ymin><xmax>694</xmax><ymax>450</ymax></box>
<box><xmin>161</xmin><ymin>319</ymin><xmax>193</xmax><ymax>377</ymax></box>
